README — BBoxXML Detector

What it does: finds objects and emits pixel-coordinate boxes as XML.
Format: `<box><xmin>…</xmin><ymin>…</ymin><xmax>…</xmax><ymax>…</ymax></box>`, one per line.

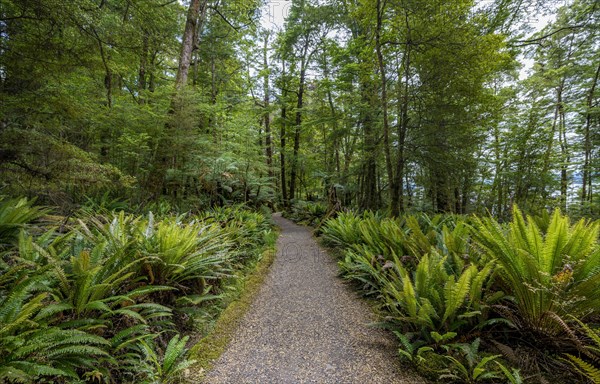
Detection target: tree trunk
<box><xmin>139</xmin><ymin>31</ymin><xmax>149</xmax><ymax>93</ymax></box>
<box><xmin>558</xmin><ymin>90</ymin><xmax>568</xmax><ymax>211</ymax></box>
<box><xmin>263</xmin><ymin>33</ymin><xmax>273</xmax><ymax>178</ymax></box>
<box><xmin>395</xmin><ymin>14</ymin><xmax>412</xmax><ymax>214</ymax></box>
<box><xmin>359</xmin><ymin>80</ymin><xmax>378</xmax><ymax>210</ymax></box>
<box><xmin>280</xmin><ymin>59</ymin><xmax>289</xmax><ymax>207</ymax></box>
<box><xmin>150</xmin><ymin>0</ymin><xmax>202</xmax><ymax>195</ymax></box>
<box><xmin>582</xmin><ymin>62</ymin><xmax>600</xmax><ymax>205</ymax></box>
<box><xmin>174</xmin><ymin>0</ymin><xmax>202</xmax><ymax>91</ymax></box>
<box><xmin>289</xmin><ymin>49</ymin><xmax>308</xmax><ymax>202</ymax></box>
<box><xmin>375</xmin><ymin>0</ymin><xmax>395</xmax><ymax>215</ymax></box>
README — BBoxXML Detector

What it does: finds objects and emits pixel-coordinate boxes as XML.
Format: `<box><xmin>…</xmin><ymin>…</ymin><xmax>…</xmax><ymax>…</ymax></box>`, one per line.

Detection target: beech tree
<box><xmin>0</xmin><ymin>0</ymin><xmax>597</xmax><ymax>216</ymax></box>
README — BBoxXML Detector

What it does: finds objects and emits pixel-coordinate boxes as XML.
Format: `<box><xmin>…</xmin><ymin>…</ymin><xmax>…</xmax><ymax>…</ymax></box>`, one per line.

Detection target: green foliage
<box><xmin>322</xmin><ymin>206</ymin><xmax>600</xmax><ymax>381</ymax></box>
<box><xmin>473</xmin><ymin>206</ymin><xmax>600</xmax><ymax>337</ymax></box>
<box><xmin>140</xmin><ymin>334</ymin><xmax>196</xmax><ymax>384</ymax></box>
<box><xmin>0</xmin><ymin>198</ymin><xmax>274</xmax><ymax>382</ymax></box>
<box><xmin>284</xmin><ymin>201</ymin><xmax>328</xmax><ymax>227</ymax></box>
<box><xmin>495</xmin><ymin>362</ymin><xmax>524</xmax><ymax>384</ymax></box>
<box><xmin>323</xmin><ymin>212</ymin><xmax>499</xmax><ymax>334</ymax></box>
<box><xmin>138</xmin><ymin>216</ymin><xmax>229</xmax><ymax>288</ymax></box>
<box><xmin>380</xmin><ymin>251</ymin><xmax>496</xmax><ymax>338</ymax></box>
<box><xmin>0</xmin><ymin>198</ymin><xmax>47</xmax><ymax>247</ymax></box>
<box><xmin>396</xmin><ymin>332</ymin><xmax>435</xmax><ymax>365</ymax></box>
<box><xmin>563</xmin><ymin>317</ymin><xmax>600</xmax><ymax>383</ymax></box>
<box><xmin>439</xmin><ymin>338</ymin><xmax>504</xmax><ymax>383</ymax></box>
<box><xmin>321</xmin><ymin>211</ymin><xmax>374</xmax><ymax>248</ymax></box>
<box><xmin>0</xmin><ymin>263</ymin><xmax>111</xmax><ymax>382</ymax></box>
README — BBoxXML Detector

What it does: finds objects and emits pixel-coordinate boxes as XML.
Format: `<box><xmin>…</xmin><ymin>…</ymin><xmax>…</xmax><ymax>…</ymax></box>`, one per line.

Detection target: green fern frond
<box><xmin>5</xmin><ymin>361</ymin><xmax>76</xmax><ymax>379</ymax></box>
<box><xmin>44</xmin><ymin>345</ymin><xmax>110</xmax><ymax>359</ymax></box>
<box><xmin>442</xmin><ymin>265</ymin><xmax>475</xmax><ymax>323</ymax></box>
<box><xmin>473</xmin><ymin>205</ymin><xmax>600</xmax><ymax>336</ymax></box>
<box><xmin>0</xmin><ymin>365</ymin><xmax>30</xmax><ymax>383</ymax></box>
<box><xmin>565</xmin><ymin>354</ymin><xmax>600</xmax><ymax>383</ymax></box>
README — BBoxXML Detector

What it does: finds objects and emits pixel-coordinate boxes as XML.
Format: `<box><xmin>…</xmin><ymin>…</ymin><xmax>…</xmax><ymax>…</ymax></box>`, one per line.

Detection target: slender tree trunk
<box><xmin>150</xmin><ymin>0</ymin><xmax>202</xmax><ymax>195</ymax></box>
<box><xmin>280</xmin><ymin>59</ymin><xmax>289</xmax><ymax>206</ymax></box>
<box><xmin>174</xmin><ymin>0</ymin><xmax>201</xmax><ymax>91</ymax></box>
<box><xmin>375</xmin><ymin>0</ymin><xmax>395</xmax><ymax>215</ymax></box>
<box><xmin>210</xmin><ymin>56</ymin><xmax>218</xmax><ymax>143</ymax></box>
<box><xmin>582</xmin><ymin>62</ymin><xmax>600</xmax><ymax>204</ymax></box>
<box><xmin>94</xmin><ymin>28</ymin><xmax>112</xmax><ymax>160</ymax></box>
<box><xmin>395</xmin><ymin>14</ymin><xmax>411</xmax><ymax>213</ymax></box>
<box><xmin>359</xmin><ymin>80</ymin><xmax>378</xmax><ymax>210</ymax></box>
<box><xmin>149</xmin><ymin>52</ymin><xmax>157</xmax><ymax>92</ymax></box>
<box><xmin>139</xmin><ymin>32</ymin><xmax>149</xmax><ymax>94</ymax></box>
<box><xmin>540</xmin><ymin>82</ymin><xmax>562</xmax><ymax>193</ymax></box>
<box><xmin>492</xmin><ymin>124</ymin><xmax>504</xmax><ymax>216</ymax></box>
<box><xmin>558</xmin><ymin>86</ymin><xmax>568</xmax><ymax>211</ymax></box>
<box><xmin>263</xmin><ymin>33</ymin><xmax>273</xmax><ymax>178</ymax></box>
<box><xmin>323</xmin><ymin>54</ymin><xmax>341</xmax><ymax>179</ymax></box>
<box><xmin>289</xmin><ymin>49</ymin><xmax>308</xmax><ymax>202</ymax></box>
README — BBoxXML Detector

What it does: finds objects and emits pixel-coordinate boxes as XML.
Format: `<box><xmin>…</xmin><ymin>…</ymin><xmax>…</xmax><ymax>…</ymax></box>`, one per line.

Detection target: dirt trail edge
<box><xmin>202</xmin><ymin>213</ymin><xmax>425</xmax><ymax>384</ymax></box>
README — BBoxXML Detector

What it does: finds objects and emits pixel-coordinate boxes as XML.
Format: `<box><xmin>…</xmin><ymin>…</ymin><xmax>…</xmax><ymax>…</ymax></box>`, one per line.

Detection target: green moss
<box><xmin>187</xmin><ymin>232</ymin><xmax>278</xmax><ymax>380</ymax></box>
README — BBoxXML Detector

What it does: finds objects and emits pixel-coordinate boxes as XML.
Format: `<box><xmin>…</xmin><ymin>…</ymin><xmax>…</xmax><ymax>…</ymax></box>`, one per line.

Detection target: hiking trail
<box><xmin>202</xmin><ymin>213</ymin><xmax>425</xmax><ymax>383</ymax></box>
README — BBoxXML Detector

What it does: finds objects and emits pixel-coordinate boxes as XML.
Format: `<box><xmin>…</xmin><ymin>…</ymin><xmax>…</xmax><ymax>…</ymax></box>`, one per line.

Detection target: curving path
<box><xmin>202</xmin><ymin>213</ymin><xmax>426</xmax><ymax>384</ymax></box>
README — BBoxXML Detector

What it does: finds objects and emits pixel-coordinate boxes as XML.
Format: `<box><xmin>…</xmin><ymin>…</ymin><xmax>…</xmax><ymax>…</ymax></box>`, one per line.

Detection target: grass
<box><xmin>186</xmin><ymin>231</ymin><xmax>278</xmax><ymax>380</ymax></box>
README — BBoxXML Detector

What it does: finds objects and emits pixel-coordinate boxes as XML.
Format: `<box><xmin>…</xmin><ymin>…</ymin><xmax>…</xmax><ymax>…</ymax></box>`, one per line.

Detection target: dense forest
<box><xmin>1</xmin><ymin>0</ymin><xmax>600</xmax><ymax>383</ymax></box>
<box><xmin>1</xmin><ymin>0</ymin><xmax>598</xmax><ymax>217</ymax></box>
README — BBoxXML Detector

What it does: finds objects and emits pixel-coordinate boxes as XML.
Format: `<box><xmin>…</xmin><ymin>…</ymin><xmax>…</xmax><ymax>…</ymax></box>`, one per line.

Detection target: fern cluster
<box><xmin>0</xmin><ymin>197</ymin><xmax>274</xmax><ymax>383</ymax></box>
<box><xmin>283</xmin><ymin>201</ymin><xmax>328</xmax><ymax>227</ymax></box>
<box><xmin>322</xmin><ymin>206</ymin><xmax>600</xmax><ymax>383</ymax></box>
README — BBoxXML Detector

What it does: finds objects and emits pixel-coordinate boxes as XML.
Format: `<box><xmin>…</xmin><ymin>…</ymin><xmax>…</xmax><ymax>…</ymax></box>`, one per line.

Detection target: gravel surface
<box><xmin>202</xmin><ymin>213</ymin><xmax>426</xmax><ymax>384</ymax></box>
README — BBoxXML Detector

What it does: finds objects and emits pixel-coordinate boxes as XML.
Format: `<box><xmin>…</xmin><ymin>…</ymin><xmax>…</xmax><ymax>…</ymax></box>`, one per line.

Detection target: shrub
<box><xmin>380</xmin><ymin>250</ymin><xmax>497</xmax><ymax>340</ymax></box>
<box><xmin>0</xmin><ymin>197</ymin><xmax>47</xmax><ymax>248</ymax></box>
<box><xmin>473</xmin><ymin>207</ymin><xmax>600</xmax><ymax>341</ymax></box>
<box><xmin>0</xmin><ymin>198</ymin><xmax>274</xmax><ymax>382</ymax></box>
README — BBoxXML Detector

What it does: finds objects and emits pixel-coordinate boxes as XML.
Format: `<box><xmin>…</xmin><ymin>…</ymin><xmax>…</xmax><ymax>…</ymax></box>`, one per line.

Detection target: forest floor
<box><xmin>202</xmin><ymin>213</ymin><xmax>426</xmax><ymax>384</ymax></box>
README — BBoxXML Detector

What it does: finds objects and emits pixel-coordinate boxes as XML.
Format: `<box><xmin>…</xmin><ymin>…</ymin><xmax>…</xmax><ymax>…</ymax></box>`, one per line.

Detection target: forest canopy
<box><xmin>0</xmin><ymin>0</ymin><xmax>598</xmax><ymax>218</ymax></box>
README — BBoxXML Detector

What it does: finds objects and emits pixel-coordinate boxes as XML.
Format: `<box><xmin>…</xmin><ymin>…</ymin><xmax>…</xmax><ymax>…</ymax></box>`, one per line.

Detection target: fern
<box><xmin>0</xmin><ymin>197</ymin><xmax>48</xmax><ymax>247</ymax></box>
<box><xmin>565</xmin><ymin>355</ymin><xmax>600</xmax><ymax>383</ymax></box>
<box><xmin>561</xmin><ymin>316</ymin><xmax>600</xmax><ymax>382</ymax></box>
<box><xmin>440</xmin><ymin>338</ymin><xmax>504</xmax><ymax>383</ymax></box>
<box><xmin>161</xmin><ymin>334</ymin><xmax>196</xmax><ymax>382</ymax></box>
<box><xmin>381</xmin><ymin>251</ymin><xmax>495</xmax><ymax>340</ymax></box>
<box><xmin>473</xmin><ymin>206</ymin><xmax>600</xmax><ymax>337</ymax></box>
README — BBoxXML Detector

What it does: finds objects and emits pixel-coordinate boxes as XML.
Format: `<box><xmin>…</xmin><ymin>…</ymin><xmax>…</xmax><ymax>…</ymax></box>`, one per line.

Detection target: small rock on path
<box><xmin>202</xmin><ymin>213</ymin><xmax>426</xmax><ymax>384</ymax></box>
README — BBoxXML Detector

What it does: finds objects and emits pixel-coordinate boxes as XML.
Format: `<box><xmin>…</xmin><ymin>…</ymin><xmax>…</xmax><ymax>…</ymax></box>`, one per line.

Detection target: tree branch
<box><xmin>209</xmin><ymin>6</ymin><xmax>240</xmax><ymax>31</ymax></box>
<box><xmin>511</xmin><ymin>25</ymin><xmax>587</xmax><ymax>46</ymax></box>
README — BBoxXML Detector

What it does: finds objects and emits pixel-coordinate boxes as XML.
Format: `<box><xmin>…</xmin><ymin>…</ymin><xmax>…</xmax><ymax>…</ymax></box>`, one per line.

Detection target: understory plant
<box><xmin>380</xmin><ymin>250</ymin><xmax>497</xmax><ymax>340</ymax></box>
<box><xmin>440</xmin><ymin>338</ymin><xmax>504</xmax><ymax>383</ymax></box>
<box><xmin>563</xmin><ymin>317</ymin><xmax>600</xmax><ymax>383</ymax></box>
<box><xmin>473</xmin><ymin>206</ymin><xmax>600</xmax><ymax>341</ymax></box>
<box><xmin>0</xmin><ymin>198</ymin><xmax>274</xmax><ymax>382</ymax></box>
<box><xmin>322</xmin><ymin>205</ymin><xmax>600</xmax><ymax>382</ymax></box>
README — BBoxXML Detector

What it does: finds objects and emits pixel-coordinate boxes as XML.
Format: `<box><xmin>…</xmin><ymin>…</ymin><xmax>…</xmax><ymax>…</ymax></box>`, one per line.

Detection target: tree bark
<box><xmin>558</xmin><ymin>86</ymin><xmax>568</xmax><ymax>211</ymax></box>
<box><xmin>375</xmin><ymin>0</ymin><xmax>395</xmax><ymax>215</ymax></box>
<box><xmin>139</xmin><ymin>31</ymin><xmax>148</xmax><ymax>93</ymax></box>
<box><xmin>150</xmin><ymin>0</ymin><xmax>202</xmax><ymax>195</ymax></box>
<box><xmin>395</xmin><ymin>11</ymin><xmax>412</xmax><ymax>214</ymax></box>
<box><xmin>289</xmin><ymin>40</ymin><xmax>310</xmax><ymax>203</ymax></box>
<box><xmin>582</xmin><ymin>62</ymin><xmax>599</xmax><ymax>205</ymax></box>
<box><xmin>263</xmin><ymin>33</ymin><xmax>274</xmax><ymax>178</ymax></box>
<box><xmin>280</xmin><ymin>59</ymin><xmax>289</xmax><ymax>207</ymax></box>
<box><xmin>174</xmin><ymin>0</ymin><xmax>202</xmax><ymax>91</ymax></box>
<box><xmin>359</xmin><ymin>80</ymin><xmax>379</xmax><ymax>210</ymax></box>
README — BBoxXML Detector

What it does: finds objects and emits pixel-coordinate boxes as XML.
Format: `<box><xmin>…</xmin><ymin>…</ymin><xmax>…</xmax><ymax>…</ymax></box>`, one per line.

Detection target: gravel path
<box><xmin>202</xmin><ymin>213</ymin><xmax>425</xmax><ymax>384</ymax></box>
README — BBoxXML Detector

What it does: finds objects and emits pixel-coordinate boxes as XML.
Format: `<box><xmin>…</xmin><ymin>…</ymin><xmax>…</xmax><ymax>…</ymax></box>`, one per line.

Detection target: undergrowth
<box><xmin>0</xmin><ymin>197</ymin><xmax>275</xmax><ymax>383</ymax></box>
<box><xmin>321</xmin><ymin>206</ymin><xmax>600</xmax><ymax>383</ymax></box>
